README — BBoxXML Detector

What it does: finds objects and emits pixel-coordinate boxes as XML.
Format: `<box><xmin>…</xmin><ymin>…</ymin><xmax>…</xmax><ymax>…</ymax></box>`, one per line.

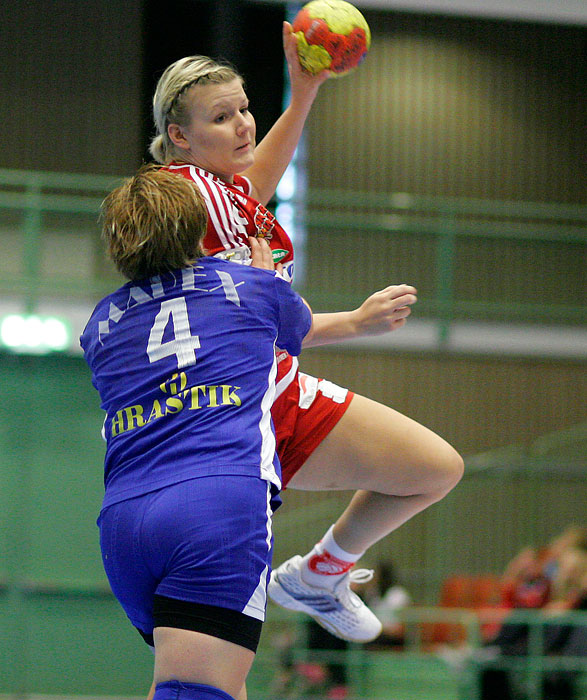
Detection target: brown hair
<box><xmin>101</xmin><ymin>165</ymin><xmax>208</xmax><ymax>280</ymax></box>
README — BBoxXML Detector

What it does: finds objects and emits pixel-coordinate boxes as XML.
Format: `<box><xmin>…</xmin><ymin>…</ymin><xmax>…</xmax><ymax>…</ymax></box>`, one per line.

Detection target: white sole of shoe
<box><xmin>268</xmin><ymin>575</ymin><xmax>381</xmax><ymax>643</ymax></box>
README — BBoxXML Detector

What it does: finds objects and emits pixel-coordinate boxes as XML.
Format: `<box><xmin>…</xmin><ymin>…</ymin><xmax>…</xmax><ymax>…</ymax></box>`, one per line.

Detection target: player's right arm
<box><xmin>242</xmin><ymin>22</ymin><xmax>330</xmax><ymax>206</ymax></box>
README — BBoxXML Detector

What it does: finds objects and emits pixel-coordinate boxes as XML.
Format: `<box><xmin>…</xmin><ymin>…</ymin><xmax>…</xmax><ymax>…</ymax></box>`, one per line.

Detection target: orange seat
<box><xmin>471</xmin><ymin>576</ymin><xmax>502</xmax><ymax>608</ymax></box>
<box><xmin>441</xmin><ymin>575</ymin><xmax>474</xmax><ymax>607</ymax></box>
<box><xmin>423</xmin><ymin>575</ymin><xmax>503</xmax><ymax>645</ymax></box>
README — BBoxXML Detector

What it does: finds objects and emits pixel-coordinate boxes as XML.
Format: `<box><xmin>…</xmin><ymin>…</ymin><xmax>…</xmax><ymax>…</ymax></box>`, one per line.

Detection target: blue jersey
<box><xmin>81</xmin><ymin>257</ymin><xmax>311</xmax><ymax>509</ymax></box>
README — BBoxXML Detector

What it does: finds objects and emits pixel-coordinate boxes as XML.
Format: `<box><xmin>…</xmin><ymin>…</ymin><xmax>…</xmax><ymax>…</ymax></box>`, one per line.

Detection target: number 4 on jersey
<box><xmin>147</xmin><ymin>297</ymin><xmax>200</xmax><ymax>369</ymax></box>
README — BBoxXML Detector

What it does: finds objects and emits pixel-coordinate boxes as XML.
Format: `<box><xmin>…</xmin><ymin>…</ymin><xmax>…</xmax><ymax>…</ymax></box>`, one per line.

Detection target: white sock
<box><xmin>300</xmin><ymin>525</ymin><xmax>365</xmax><ymax>589</ymax></box>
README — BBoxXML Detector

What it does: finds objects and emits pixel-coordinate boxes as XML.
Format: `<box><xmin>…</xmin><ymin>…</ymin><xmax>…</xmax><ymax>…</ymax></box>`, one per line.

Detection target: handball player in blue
<box><xmin>80</xmin><ymin>165</ymin><xmax>312</xmax><ymax>700</ymax></box>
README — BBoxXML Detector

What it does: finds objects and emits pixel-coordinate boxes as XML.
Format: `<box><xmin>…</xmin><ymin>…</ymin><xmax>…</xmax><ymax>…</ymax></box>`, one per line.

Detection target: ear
<box><xmin>167</xmin><ymin>123</ymin><xmax>190</xmax><ymax>150</ymax></box>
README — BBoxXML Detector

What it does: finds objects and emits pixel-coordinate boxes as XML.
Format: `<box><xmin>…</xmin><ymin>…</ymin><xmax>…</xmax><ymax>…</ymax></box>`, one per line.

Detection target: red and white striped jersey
<box><xmin>166</xmin><ymin>163</ymin><xmax>295</xmax><ymax>284</ymax></box>
<box><xmin>165</xmin><ymin>162</ymin><xmax>299</xmax><ymax>392</ymax></box>
<box><xmin>163</xmin><ymin>163</ymin><xmax>354</xmax><ymax>485</ymax></box>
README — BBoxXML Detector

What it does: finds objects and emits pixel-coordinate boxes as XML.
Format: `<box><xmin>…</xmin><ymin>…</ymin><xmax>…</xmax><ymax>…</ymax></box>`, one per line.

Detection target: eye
<box><xmin>214</xmin><ymin>114</ymin><xmax>227</xmax><ymax>124</ymax></box>
<box><xmin>240</xmin><ymin>104</ymin><xmax>250</xmax><ymax>115</ymax></box>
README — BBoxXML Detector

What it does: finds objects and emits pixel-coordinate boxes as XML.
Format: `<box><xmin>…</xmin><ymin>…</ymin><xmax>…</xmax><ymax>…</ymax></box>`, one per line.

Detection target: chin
<box><xmin>236</xmin><ymin>156</ymin><xmax>255</xmax><ymax>173</ymax></box>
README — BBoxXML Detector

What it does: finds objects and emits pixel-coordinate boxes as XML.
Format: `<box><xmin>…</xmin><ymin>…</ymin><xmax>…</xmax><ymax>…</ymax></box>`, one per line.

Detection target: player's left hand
<box><xmin>352</xmin><ymin>284</ymin><xmax>418</xmax><ymax>335</ymax></box>
<box><xmin>249</xmin><ymin>236</ymin><xmax>284</xmax><ymax>274</ymax></box>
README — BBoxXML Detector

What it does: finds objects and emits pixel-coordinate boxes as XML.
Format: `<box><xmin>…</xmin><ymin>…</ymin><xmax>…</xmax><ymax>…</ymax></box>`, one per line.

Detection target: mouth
<box><xmin>236</xmin><ymin>142</ymin><xmax>252</xmax><ymax>152</ymax></box>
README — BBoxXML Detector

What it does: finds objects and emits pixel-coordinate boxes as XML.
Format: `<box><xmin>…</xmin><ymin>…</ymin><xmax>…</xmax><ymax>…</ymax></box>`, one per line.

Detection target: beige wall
<box><xmin>273</xmin><ymin>346</ymin><xmax>586</xmax><ymax>599</ymax></box>
<box><xmin>305</xmin><ymin>12</ymin><xmax>586</xmax><ymax>203</ymax></box>
<box><xmin>0</xmin><ymin>0</ymin><xmax>143</xmax><ymax>175</ymax></box>
<box><xmin>298</xmin><ymin>347</ymin><xmax>586</xmax><ymax>456</ymax></box>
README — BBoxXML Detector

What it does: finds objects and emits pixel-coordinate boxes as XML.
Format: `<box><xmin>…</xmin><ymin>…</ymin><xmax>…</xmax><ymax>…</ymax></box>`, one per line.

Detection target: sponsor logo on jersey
<box><xmin>110</xmin><ymin>372</ymin><xmax>242</xmax><ymax>437</ymax></box>
<box><xmin>272</xmin><ymin>248</ymin><xmax>288</xmax><ymax>263</ymax></box>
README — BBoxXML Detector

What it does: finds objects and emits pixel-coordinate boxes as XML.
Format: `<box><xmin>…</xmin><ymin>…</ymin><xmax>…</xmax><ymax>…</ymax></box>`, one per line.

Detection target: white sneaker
<box><xmin>268</xmin><ymin>555</ymin><xmax>383</xmax><ymax>643</ymax></box>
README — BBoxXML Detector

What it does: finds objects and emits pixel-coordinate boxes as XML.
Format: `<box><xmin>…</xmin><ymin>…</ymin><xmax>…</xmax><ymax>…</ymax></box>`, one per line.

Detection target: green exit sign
<box><xmin>0</xmin><ymin>314</ymin><xmax>71</xmax><ymax>354</ymax></box>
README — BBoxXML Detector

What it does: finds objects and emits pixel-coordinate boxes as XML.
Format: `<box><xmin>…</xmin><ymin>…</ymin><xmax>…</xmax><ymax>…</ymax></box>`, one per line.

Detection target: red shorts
<box><xmin>272</xmin><ymin>353</ymin><xmax>354</xmax><ymax>487</ymax></box>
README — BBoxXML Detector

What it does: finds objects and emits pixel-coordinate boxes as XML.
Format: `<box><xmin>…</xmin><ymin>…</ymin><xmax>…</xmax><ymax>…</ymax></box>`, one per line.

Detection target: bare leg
<box><xmin>153</xmin><ymin>627</ymin><xmax>255</xmax><ymax>700</ymax></box>
<box><xmin>331</xmin><ymin>488</ymin><xmax>453</xmax><ymax>553</ymax></box>
<box><xmin>269</xmin><ymin>393</ymin><xmax>462</xmax><ymax>642</ymax></box>
<box><xmin>151</xmin><ymin>678</ymin><xmax>247</xmax><ymax>700</ymax></box>
<box><xmin>287</xmin><ymin>393</ymin><xmax>464</xmax><ymax>553</ymax></box>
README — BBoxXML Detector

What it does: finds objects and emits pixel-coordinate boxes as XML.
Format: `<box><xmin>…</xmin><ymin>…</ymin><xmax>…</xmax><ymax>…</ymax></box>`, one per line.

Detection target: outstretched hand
<box><xmin>352</xmin><ymin>285</ymin><xmax>418</xmax><ymax>335</ymax></box>
<box><xmin>283</xmin><ymin>21</ymin><xmax>331</xmax><ymax>104</ymax></box>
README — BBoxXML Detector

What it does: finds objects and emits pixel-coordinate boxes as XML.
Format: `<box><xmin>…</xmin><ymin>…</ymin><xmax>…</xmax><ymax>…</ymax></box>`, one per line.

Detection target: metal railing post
<box><xmin>436</xmin><ymin>208</ymin><xmax>457</xmax><ymax>346</ymax></box>
<box><xmin>22</xmin><ymin>180</ymin><xmax>43</xmax><ymax>314</ymax></box>
<box><xmin>526</xmin><ymin>615</ymin><xmax>545</xmax><ymax>700</ymax></box>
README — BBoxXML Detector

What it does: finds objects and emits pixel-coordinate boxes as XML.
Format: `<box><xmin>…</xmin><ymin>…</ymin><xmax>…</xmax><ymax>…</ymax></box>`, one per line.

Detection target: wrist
<box><xmin>289</xmin><ymin>87</ymin><xmax>320</xmax><ymax>114</ymax></box>
<box><xmin>345</xmin><ymin>308</ymin><xmax>362</xmax><ymax>338</ymax></box>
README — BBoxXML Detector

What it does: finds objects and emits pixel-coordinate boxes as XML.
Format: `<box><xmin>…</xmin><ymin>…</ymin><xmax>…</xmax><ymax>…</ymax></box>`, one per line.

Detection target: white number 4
<box><xmin>147</xmin><ymin>297</ymin><xmax>200</xmax><ymax>369</ymax></box>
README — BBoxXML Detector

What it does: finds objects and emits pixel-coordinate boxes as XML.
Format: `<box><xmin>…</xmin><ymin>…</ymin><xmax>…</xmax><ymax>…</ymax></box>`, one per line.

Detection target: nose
<box><xmin>236</xmin><ymin>110</ymin><xmax>252</xmax><ymax>135</ymax></box>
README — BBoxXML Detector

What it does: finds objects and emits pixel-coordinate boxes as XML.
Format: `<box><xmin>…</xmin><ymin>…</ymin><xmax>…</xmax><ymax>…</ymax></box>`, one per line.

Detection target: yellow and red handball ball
<box><xmin>292</xmin><ymin>0</ymin><xmax>371</xmax><ymax>76</ymax></box>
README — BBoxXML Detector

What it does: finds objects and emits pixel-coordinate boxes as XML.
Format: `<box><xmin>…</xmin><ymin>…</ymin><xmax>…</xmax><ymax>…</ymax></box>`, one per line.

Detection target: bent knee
<box><xmin>432</xmin><ymin>447</ymin><xmax>464</xmax><ymax>494</ymax></box>
<box><xmin>373</xmin><ymin>445</ymin><xmax>464</xmax><ymax>497</ymax></box>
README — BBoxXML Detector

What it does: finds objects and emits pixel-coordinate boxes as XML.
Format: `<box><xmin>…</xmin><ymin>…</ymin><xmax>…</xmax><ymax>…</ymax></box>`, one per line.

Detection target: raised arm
<box><xmin>244</xmin><ymin>22</ymin><xmax>330</xmax><ymax>206</ymax></box>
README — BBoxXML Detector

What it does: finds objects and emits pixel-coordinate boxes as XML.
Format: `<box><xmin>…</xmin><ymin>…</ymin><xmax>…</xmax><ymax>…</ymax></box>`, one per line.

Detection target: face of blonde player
<box><xmin>172</xmin><ymin>78</ymin><xmax>256</xmax><ymax>184</ymax></box>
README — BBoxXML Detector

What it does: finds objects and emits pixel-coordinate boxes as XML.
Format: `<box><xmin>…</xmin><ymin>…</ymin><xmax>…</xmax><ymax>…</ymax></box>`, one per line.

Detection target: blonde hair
<box><xmin>149</xmin><ymin>55</ymin><xmax>242</xmax><ymax>164</ymax></box>
<box><xmin>102</xmin><ymin>165</ymin><xmax>208</xmax><ymax>280</ymax></box>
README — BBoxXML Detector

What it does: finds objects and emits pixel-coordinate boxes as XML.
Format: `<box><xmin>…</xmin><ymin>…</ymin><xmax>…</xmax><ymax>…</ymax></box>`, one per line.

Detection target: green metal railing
<box><xmin>0</xmin><ymin>168</ymin><xmax>122</xmax><ymax>310</ymax></box>
<box><xmin>2</xmin><ymin>580</ymin><xmax>585</xmax><ymax>699</ymax></box>
<box><xmin>0</xmin><ymin>421</ymin><xmax>584</xmax><ymax>696</ymax></box>
<box><xmin>250</xmin><ymin>608</ymin><xmax>587</xmax><ymax>700</ymax></box>
<box><xmin>297</xmin><ymin>188</ymin><xmax>587</xmax><ymax>335</ymax></box>
<box><xmin>1</xmin><ymin>168</ymin><xmax>585</xmax><ymax>333</ymax></box>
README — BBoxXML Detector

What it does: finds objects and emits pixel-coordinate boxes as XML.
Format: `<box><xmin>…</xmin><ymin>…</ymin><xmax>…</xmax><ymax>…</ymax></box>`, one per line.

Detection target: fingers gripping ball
<box><xmin>293</xmin><ymin>0</ymin><xmax>371</xmax><ymax>76</ymax></box>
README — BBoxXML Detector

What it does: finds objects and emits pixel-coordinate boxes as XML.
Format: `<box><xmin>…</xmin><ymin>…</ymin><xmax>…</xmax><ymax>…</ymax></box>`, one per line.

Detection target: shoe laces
<box><xmin>348</xmin><ymin>568</ymin><xmax>375</xmax><ymax>585</ymax></box>
<box><xmin>332</xmin><ymin>568</ymin><xmax>374</xmax><ymax>608</ymax></box>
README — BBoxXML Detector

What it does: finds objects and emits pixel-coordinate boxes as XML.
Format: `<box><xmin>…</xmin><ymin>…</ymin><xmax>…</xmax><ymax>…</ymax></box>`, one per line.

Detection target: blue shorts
<box><xmin>98</xmin><ymin>475</ymin><xmax>275</xmax><ymax>651</ymax></box>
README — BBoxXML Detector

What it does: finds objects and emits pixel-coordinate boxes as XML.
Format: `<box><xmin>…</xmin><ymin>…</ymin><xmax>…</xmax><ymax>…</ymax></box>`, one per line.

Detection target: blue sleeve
<box><xmin>273</xmin><ymin>275</ymin><xmax>312</xmax><ymax>356</ymax></box>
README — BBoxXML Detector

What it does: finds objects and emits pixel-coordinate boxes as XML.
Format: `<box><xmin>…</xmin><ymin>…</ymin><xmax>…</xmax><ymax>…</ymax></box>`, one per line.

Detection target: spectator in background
<box><xmin>480</xmin><ymin>531</ymin><xmax>587</xmax><ymax>700</ymax></box>
<box><xmin>542</xmin><ymin>526</ymin><xmax>587</xmax><ymax>590</ymax></box>
<box><xmin>499</xmin><ymin>526</ymin><xmax>587</xmax><ymax>612</ymax></box>
<box><xmin>499</xmin><ymin>546</ymin><xmax>552</xmax><ymax>611</ymax></box>
<box><xmin>268</xmin><ymin>619</ymin><xmax>349</xmax><ymax>699</ymax></box>
<box><xmin>305</xmin><ymin>620</ymin><xmax>350</xmax><ymax>699</ymax></box>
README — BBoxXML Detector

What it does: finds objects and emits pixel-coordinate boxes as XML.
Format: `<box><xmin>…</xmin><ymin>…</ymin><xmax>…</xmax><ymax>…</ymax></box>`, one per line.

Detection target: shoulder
<box><xmin>205</xmin><ymin>257</ymin><xmax>274</xmax><ymax>283</ymax></box>
<box><xmin>80</xmin><ymin>284</ymin><xmax>128</xmax><ymax>356</ymax></box>
<box><xmin>165</xmin><ymin>162</ymin><xmax>195</xmax><ymax>180</ymax></box>
<box><xmin>84</xmin><ymin>283</ymin><xmax>129</xmax><ymax>324</ymax></box>
<box><xmin>165</xmin><ymin>163</ymin><xmax>220</xmax><ymax>195</ymax></box>
<box><xmin>205</xmin><ymin>260</ymin><xmax>282</xmax><ymax>308</ymax></box>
